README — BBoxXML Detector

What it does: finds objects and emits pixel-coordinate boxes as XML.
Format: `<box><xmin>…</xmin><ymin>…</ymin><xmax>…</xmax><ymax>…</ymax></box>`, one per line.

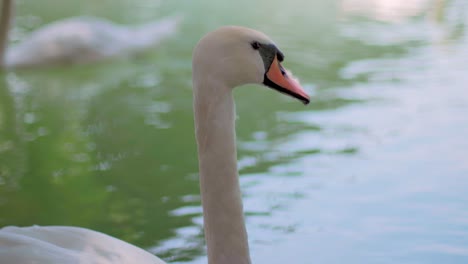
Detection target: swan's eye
<box><xmin>251</xmin><ymin>41</ymin><xmax>260</xmax><ymax>50</ymax></box>
<box><xmin>276</xmin><ymin>50</ymin><xmax>284</xmax><ymax>62</ymax></box>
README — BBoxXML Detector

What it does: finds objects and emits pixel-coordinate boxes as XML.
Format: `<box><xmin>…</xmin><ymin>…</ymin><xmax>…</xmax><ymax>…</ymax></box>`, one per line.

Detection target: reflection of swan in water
<box><xmin>0</xmin><ymin>26</ymin><xmax>309</xmax><ymax>263</ymax></box>
<box><xmin>0</xmin><ymin>0</ymin><xmax>181</xmax><ymax>69</ymax></box>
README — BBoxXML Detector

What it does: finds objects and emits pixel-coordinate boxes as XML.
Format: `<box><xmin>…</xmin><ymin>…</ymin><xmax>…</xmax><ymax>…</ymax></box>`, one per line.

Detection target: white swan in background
<box><xmin>0</xmin><ymin>0</ymin><xmax>181</xmax><ymax>69</ymax></box>
<box><xmin>0</xmin><ymin>26</ymin><xmax>310</xmax><ymax>263</ymax></box>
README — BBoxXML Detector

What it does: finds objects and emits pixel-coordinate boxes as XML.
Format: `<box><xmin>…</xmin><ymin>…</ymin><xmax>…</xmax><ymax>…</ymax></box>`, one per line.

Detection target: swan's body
<box><xmin>0</xmin><ymin>26</ymin><xmax>309</xmax><ymax>263</ymax></box>
<box><xmin>0</xmin><ymin>0</ymin><xmax>181</xmax><ymax>68</ymax></box>
<box><xmin>0</xmin><ymin>226</ymin><xmax>165</xmax><ymax>263</ymax></box>
<box><xmin>5</xmin><ymin>15</ymin><xmax>180</xmax><ymax>68</ymax></box>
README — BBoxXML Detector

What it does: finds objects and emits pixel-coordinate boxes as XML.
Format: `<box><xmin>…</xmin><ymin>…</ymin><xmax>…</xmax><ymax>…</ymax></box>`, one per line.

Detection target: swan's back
<box><xmin>5</xmin><ymin>15</ymin><xmax>181</xmax><ymax>68</ymax></box>
<box><xmin>0</xmin><ymin>226</ymin><xmax>165</xmax><ymax>264</ymax></box>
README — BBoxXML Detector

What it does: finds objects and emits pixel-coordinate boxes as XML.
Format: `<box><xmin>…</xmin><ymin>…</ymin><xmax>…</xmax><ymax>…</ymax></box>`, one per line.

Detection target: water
<box><xmin>1</xmin><ymin>0</ymin><xmax>467</xmax><ymax>263</ymax></box>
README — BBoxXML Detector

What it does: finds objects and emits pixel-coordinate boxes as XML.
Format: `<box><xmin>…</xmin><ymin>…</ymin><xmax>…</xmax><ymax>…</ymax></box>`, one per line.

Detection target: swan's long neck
<box><xmin>193</xmin><ymin>78</ymin><xmax>251</xmax><ymax>264</ymax></box>
<box><xmin>0</xmin><ymin>0</ymin><xmax>12</xmax><ymax>68</ymax></box>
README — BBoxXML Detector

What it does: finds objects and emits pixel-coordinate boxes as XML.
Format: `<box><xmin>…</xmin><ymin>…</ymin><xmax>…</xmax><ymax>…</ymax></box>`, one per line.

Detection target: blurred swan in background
<box><xmin>0</xmin><ymin>0</ymin><xmax>181</xmax><ymax>69</ymax></box>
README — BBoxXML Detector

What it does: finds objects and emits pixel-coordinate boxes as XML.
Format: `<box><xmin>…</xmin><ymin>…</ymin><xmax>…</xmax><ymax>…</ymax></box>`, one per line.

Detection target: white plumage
<box><xmin>0</xmin><ymin>226</ymin><xmax>165</xmax><ymax>264</ymax></box>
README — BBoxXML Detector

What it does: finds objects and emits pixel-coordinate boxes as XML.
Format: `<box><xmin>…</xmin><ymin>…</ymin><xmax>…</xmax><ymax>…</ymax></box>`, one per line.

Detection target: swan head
<box><xmin>193</xmin><ymin>26</ymin><xmax>310</xmax><ymax>105</ymax></box>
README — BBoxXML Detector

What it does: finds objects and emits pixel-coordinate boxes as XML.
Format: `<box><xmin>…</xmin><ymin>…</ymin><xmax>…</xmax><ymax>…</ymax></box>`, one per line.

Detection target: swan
<box><xmin>0</xmin><ymin>26</ymin><xmax>310</xmax><ymax>263</ymax></box>
<box><xmin>0</xmin><ymin>0</ymin><xmax>181</xmax><ymax>69</ymax></box>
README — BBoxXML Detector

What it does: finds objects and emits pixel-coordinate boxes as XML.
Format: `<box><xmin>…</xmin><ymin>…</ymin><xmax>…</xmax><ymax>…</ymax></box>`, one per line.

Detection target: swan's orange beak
<box><xmin>263</xmin><ymin>56</ymin><xmax>310</xmax><ymax>105</ymax></box>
